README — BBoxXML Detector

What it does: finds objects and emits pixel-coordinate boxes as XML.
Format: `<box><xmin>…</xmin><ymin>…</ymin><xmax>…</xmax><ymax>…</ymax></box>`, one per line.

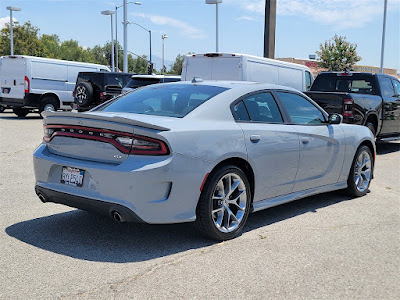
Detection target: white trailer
<box><xmin>0</xmin><ymin>55</ymin><xmax>110</xmax><ymax>117</ymax></box>
<box><xmin>181</xmin><ymin>53</ymin><xmax>314</xmax><ymax>92</ymax></box>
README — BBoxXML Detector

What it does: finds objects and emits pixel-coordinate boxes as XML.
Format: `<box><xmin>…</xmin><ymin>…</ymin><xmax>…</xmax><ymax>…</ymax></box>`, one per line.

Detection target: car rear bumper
<box><xmin>33</xmin><ymin>144</ymin><xmax>206</xmax><ymax>224</ymax></box>
<box><xmin>35</xmin><ymin>185</ymin><xmax>144</xmax><ymax>222</ymax></box>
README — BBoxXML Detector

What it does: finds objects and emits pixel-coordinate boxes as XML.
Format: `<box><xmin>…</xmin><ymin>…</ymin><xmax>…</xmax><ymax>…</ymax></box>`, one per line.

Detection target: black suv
<box><xmin>73</xmin><ymin>72</ymin><xmax>134</xmax><ymax>111</ymax></box>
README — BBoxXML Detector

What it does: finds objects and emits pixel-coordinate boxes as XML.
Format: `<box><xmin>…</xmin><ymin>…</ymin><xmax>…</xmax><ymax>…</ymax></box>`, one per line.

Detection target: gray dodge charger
<box><xmin>33</xmin><ymin>80</ymin><xmax>375</xmax><ymax>240</ymax></box>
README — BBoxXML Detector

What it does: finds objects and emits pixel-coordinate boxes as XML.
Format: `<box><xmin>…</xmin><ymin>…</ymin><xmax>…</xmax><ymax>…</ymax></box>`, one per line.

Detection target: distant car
<box><xmin>121</xmin><ymin>74</ymin><xmax>181</xmax><ymax>94</ymax></box>
<box><xmin>305</xmin><ymin>72</ymin><xmax>400</xmax><ymax>140</ymax></box>
<box><xmin>0</xmin><ymin>55</ymin><xmax>110</xmax><ymax>117</ymax></box>
<box><xmin>73</xmin><ymin>71</ymin><xmax>134</xmax><ymax>112</ymax></box>
<box><xmin>34</xmin><ymin>81</ymin><xmax>375</xmax><ymax>241</ymax></box>
<box><xmin>181</xmin><ymin>53</ymin><xmax>314</xmax><ymax>92</ymax></box>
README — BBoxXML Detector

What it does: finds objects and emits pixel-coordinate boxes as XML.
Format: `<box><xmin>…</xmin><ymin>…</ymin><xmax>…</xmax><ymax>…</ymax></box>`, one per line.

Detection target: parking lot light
<box><xmin>6</xmin><ymin>6</ymin><xmax>21</xmax><ymax>55</ymax></box>
<box><xmin>101</xmin><ymin>10</ymin><xmax>116</xmax><ymax>72</ymax></box>
<box><xmin>161</xmin><ymin>34</ymin><xmax>168</xmax><ymax>74</ymax></box>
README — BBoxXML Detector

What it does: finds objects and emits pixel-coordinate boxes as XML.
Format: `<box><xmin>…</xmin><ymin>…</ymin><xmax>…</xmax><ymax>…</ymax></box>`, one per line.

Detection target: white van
<box><xmin>181</xmin><ymin>53</ymin><xmax>314</xmax><ymax>92</ymax></box>
<box><xmin>0</xmin><ymin>55</ymin><xmax>110</xmax><ymax>117</ymax></box>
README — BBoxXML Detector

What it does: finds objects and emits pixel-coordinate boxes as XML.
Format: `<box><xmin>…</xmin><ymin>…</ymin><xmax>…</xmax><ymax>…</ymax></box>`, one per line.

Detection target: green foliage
<box><xmin>0</xmin><ymin>21</ymin><xmax>152</xmax><ymax>73</ymax></box>
<box><xmin>317</xmin><ymin>35</ymin><xmax>361</xmax><ymax>71</ymax></box>
<box><xmin>0</xmin><ymin>21</ymin><xmax>45</xmax><ymax>56</ymax></box>
<box><xmin>168</xmin><ymin>54</ymin><xmax>185</xmax><ymax>75</ymax></box>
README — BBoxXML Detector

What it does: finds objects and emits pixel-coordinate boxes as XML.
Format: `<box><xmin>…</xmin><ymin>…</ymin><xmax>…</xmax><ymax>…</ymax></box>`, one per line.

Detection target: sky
<box><xmin>0</xmin><ymin>0</ymin><xmax>399</xmax><ymax>72</ymax></box>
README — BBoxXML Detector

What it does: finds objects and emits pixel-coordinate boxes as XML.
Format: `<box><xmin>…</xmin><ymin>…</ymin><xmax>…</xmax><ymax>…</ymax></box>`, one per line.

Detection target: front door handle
<box><xmin>250</xmin><ymin>135</ymin><xmax>261</xmax><ymax>142</ymax></box>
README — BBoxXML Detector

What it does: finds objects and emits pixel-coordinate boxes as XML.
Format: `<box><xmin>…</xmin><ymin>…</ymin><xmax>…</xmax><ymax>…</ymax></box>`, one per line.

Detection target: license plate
<box><xmin>61</xmin><ymin>166</ymin><xmax>85</xmax><ymax>187</ymax></box>
<box><xmin>2</xmin><ymin>87</ymin><xmax>10</xmax><ymax>94</ymax></box>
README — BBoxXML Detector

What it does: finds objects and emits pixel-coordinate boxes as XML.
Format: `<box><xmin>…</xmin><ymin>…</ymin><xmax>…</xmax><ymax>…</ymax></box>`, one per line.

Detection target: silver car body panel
<box><xmin>33</xmin><ymin>81</ymin><xmax>375</xmax><ymax>224</ymax></box>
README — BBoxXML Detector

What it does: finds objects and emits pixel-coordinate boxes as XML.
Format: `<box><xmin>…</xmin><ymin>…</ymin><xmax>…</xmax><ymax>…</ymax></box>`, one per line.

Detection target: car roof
<box><xmin>171</xmin><ymin>80</ymin><xmax>301</xmax><ymax>93</ymax></box>
<box><xmin>131</xmin><ymin>74</ymin><xmax>181</xmax><ymax>79</ymax></box>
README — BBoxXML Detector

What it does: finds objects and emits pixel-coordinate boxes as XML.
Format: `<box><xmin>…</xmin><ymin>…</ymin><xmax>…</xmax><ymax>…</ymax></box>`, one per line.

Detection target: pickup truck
<box><xmin>305</xmin><ymin>72</ymin><xmax>400</xmax><ymax>140</ymax></box>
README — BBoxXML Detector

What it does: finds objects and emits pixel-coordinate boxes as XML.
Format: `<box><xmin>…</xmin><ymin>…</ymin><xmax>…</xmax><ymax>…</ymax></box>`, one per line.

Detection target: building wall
<box><xmin>277</xmin><ymin>58</ymin><xmax>399</xmax><ymax>78</ymax></box>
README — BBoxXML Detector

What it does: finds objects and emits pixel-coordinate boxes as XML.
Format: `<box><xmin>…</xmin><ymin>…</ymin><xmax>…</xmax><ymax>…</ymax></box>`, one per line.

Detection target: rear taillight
<box><xmin>343</xmin><ymin>98</ymin><xmax>354</xmax><ymax>117</ymax></box>
<box><xmin>43</xmin><ymin>125</ymin><xmax>169</xmax><ymax>155</ymax></box>
<box><xmin>72</xmin><ymin>90</ymin><xmax>75</xmax><ymax>98</ymax></box>
<box><xmin>24</xmin><ymin>76</ymin><xmax>30</xmax><ymax>94</ymax></box>
<box><xmin>100</xmin><ymin>92</ymin><xmax>107</xmax><ymax>100</ymax></box>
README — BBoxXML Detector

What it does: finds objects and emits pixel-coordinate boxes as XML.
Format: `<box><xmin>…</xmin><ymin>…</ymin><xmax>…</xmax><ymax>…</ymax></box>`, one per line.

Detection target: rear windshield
<box><xmin>311</xmin><ymin>74</ymin><xmax>377</xmax><ymax>94</ymax></box>
<box><xmin>98</xmin><ymin>84</ymin><xmax>228</xmax><ymax>117</ymax></box>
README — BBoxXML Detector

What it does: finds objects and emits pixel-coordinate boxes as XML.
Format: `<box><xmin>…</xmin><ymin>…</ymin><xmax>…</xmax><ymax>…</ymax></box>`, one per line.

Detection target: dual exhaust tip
<box><xmin>37</xmin><ymin>192</ymin><xmax>126</xmax><ymax>223</ymax></box>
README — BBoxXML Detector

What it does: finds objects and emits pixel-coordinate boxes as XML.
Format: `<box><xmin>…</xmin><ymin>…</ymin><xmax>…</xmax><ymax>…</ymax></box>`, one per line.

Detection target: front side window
<box><xmin>277</xmin><ymin>92</ymin><xmax>325</xmax><ymax>124</ymax></box>
<box><xmin>392</xmin><ymin>79</ymin><xmax>400</xmax><ymax>96</ymax></box>
<box><xmin>99</xmin><ymin>84</ymin><xmax>228</xmax><ymax>118</ymax></box>
<box><xmin>305</xmin><ymin>71</ymin><xmax>312</xmax><ymax>91</ymax></box>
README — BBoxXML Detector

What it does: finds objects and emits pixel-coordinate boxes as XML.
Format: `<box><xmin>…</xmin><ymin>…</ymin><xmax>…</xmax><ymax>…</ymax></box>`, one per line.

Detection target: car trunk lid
<box><xmin>42</xmin><ymin>111</ymin><xmax>170</xmax><ymax>164</ymax></box>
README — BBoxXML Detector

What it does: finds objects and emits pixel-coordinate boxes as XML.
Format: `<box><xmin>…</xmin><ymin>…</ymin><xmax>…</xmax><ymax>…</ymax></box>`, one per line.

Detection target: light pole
<box><xmin>123</xmin><ymin>1</ymin><xmax>142</xmax><ymax>73</ymax></box>
<box><xmin>380</xmin><ymin>0</ymin><xmax>388</xmax><ymax>74</ymax></box>
<box><xmin>205</xmin><ymin>0</ymin><xmax>222</xmax><ymax>52</ymax></box>
<box><xmin>101</xmin><ymin>10</ymin><xmax>115</xmax><ymax>72</ymax></box>
<box><xmin>161</xmin><ymin>34</ymin><xmax>168</xmax><ymax>74</ymax></box>
<box><xmin>129</xmin><ymin>22</ymin><xmax>152</xmax><ymax>67</ymax></box>
<box><xmin>6</xmin><ymin>6</ymin><xmax>21</xmax><ymax>55</ymax></box>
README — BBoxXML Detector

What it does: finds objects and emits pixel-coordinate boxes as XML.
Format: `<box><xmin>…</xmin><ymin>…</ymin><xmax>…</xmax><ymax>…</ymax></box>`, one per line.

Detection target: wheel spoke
<box><xmin>226</xmin><ymin>180</ymin><xmax>240</xmax><ymax>198</ymax></box>
<box><xmin>212</xmin><ymin>207</ymin><xmax>224</xmax><ymax>215</ymax></box>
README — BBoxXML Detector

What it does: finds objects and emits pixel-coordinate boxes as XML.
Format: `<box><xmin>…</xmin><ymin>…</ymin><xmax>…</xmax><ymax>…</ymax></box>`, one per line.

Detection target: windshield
<box><xmin>98</xmin><ymin>84</ymin><xmax>228</xmax><ymax>117</ymax></box>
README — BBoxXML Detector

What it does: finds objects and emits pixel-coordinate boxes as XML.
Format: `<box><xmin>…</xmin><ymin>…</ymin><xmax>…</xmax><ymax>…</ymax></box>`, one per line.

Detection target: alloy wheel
<box><xmin>76</xmin><ymin>86</ymin><xmax>87</xmax><ymax>104</ymax></box>
<box><xmin>211</xmin><ymin>173</ymin><xmax>247</xmax><ymax>233</ymax></box>
<box><xmin>354</xmin><ymin>150</ymin><xmax>372</xmax><ymax>193</ymax></box>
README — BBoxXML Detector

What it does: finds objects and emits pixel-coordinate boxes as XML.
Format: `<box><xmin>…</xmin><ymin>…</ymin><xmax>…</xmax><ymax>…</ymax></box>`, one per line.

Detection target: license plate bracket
<box><xmin>2</xmin><ymin>87</ymin><xmax>10</xmax><ymax>94</ymax></box>
<box><xmin>60</xmin><ymin>166</ymin><xmax>85</xmax><ymax>187</ymax></box>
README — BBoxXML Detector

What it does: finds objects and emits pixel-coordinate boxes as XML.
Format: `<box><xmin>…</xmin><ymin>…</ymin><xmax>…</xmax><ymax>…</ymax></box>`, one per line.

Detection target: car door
<box><xmin>233</xmin><ymin>91</ymin><xmax>300</xmax><ymax>201</ymax></box>
<box><xmin>391</xmin><ymin>78</ymin><xmax>400</xmax><ymax>133</ymax></box>
<box><xmin>275</xmin><ymin>91</ymin><xmax>346</xmax><ymax>192</ymax></box>
<box><xmin>379</xmin><ymin>76</ymin><xmax>400</xmax><ymax>135</ymax></box>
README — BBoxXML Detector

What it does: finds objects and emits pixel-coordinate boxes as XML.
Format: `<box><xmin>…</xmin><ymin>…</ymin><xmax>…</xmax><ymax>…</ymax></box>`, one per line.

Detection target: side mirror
<box><xmin>328</xmin><ymin>113</ymin><xmax>343</xmax><ymax>124</ymax></box>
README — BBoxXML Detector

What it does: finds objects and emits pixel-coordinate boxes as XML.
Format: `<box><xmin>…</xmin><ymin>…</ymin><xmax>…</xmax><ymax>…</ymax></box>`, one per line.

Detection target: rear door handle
<box><xmin>250</xmin><ymin>135</ymin><xmax>261</xmax><ymax>142</ymax></box>
<box><xmin>301</xmin><ymin>138</ymin><xmax>311</xmax><ymax>144</ymax></box>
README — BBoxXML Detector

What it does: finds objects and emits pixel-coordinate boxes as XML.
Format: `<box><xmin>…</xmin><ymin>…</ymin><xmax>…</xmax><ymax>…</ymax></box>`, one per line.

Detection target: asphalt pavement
<box><xmin>0</xmin><ymin>111</ymin><xmax>399</xmax><ymax>299</ymax></box>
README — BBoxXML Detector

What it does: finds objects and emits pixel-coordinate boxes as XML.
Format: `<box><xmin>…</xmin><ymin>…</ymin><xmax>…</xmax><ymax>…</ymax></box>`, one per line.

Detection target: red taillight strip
<box><xmin>44</xmin><ymin>125</ymin><xmax>169</xmax><ymax>155</ymax></box>
<box><xmin>49</xmin><ymin>132</ymin><xmax>131</xmax><ymax>154</ymax></box>
<box><xmin>130</xmin><ymin>134</ymin><xmax>169</xmax><ymax>155</ymax></box>
<box><xmin>45</xmin><ymin>125</ymin><xmax>132</xmax><ymax>137</ymax></box>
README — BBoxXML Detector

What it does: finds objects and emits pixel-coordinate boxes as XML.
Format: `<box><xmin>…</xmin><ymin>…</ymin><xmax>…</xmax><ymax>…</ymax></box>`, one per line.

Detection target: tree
<box><xmin>317</xmin><ymin>35</ymin><xmax>361</xmax><ymax>71</ymax></box>
<box><xmin>0</xmin><ymin>21</ymin><xmax>45</xmax><ymax>56</ymax></box>
<box><xmin>168</xmin><ymin>54</ymin><xmax>185</xmax><ymax>75</ymax></box>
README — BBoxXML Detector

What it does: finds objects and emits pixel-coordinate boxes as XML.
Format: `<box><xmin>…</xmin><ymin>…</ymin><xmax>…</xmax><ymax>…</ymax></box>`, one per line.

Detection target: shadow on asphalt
<box><xmin>0</xmin><ymin>111</ymin><xmax>41</xmax><ymax>120</ymax></box>
<box><xmin>376</xmin><ymin>141</ymin><xmax>400</xmax><ymax>155</ymax></box>
<box><xmin>6</xmin><ymin>191</ymin><xmax>353</xmax><ymax>263</ymax></box>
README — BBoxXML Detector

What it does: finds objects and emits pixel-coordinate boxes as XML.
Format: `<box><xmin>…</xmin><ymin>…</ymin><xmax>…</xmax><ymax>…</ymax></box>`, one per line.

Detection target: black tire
<box><xmin>13</xmin><ymin>107</ymin><xmax>29</xmax><ymax>118</ymax></box>
<box><xmin>39</xmin><ymin>96</ymin><xmax>59</xmax><ymax>114</ymax></box>
<box><xmin>346</xmin><ymin>145</ymin><xmax>373</xmax><ymax>197</ymax></box>
<box><xmin>365</xmin><ymin>122</ymin><xmax>376</xmax><ymax>137</ymax></box>
<box><xmin>74</xmin><ymin>82</ymin><xmax>93</xmax><ymax>107</ymax></box>
<box><xmin>194</xmin><ymin>165</ymin><xmax>251</xmax><ymax>241</ymax></box>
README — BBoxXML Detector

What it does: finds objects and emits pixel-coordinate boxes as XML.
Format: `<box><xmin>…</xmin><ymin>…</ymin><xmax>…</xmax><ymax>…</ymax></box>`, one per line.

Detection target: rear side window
<box><xmin>106</xmin><ymin>75</ymin><xmax>124</xmax><ymax>87</ymax></box>
<box><xmin>99</xmin><ymin>84</ymin><xmax>228</xmax><ymax>118</ymax></box>
<box><xmin>277</xmin><ymin>92</ymin><xmax>325</xmax><ymax>124</ymax></box>
<box><xmin>78</xmin><ymin>73</ymin><xmax>101</xmax><ymax>86</ymax></box>
<box><xmin>126</xmin><ymin>78</ymin><xmax>161</xmax><ymax>89</ymax></box>
<box><xmin>380</xmin><ymin>77</ymin><xmax>395</xmax><ymax>97</ymax></box>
